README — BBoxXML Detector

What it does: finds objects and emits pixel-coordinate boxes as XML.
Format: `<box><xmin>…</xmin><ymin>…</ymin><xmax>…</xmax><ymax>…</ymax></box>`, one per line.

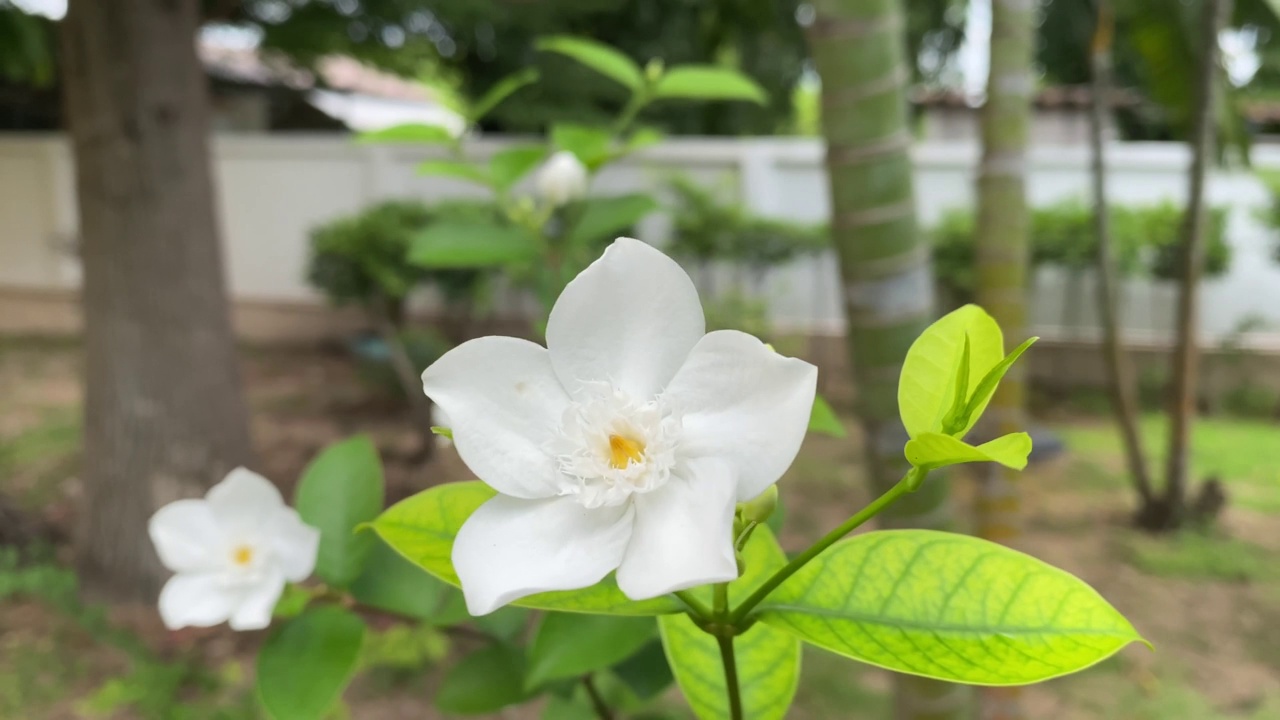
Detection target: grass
<box><xmin>1122</xmin><ymin>533</ymin><xmax>1280</xmax><ymax>582</ymax></box>
<box><xmin>1060</xmin><ymin>415</ymin><xmax>1280</xmax><ymax>513</ymax></box>
<box><xmin>0</xmin><ymin>409</ymin><xmax>81</xmax><ymax>509</ymax></box>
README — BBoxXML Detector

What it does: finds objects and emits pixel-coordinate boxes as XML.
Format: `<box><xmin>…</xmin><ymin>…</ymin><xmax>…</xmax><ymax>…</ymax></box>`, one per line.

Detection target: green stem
<box><xmin>727</xmin><ymin>470</ymin><xmax>919</xmax><ymax>625</ymax></box>
<box><xmin>674</xmin><ymin>590</ymin><xmax>713</xmax><ymax>622</ymax></box>
<box><xmin>583</xmin><ymin>673</ymin><xmax>614</xmax><ymax>720</ymax></box>
<box><xmin>716</xmin><ymin>634</ymin><xmax>744</xmax><ymax>720</ymax></box>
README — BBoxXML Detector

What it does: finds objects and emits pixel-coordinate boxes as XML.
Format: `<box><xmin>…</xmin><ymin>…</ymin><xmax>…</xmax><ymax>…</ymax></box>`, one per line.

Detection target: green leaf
<box><xmin>435</xmin><ymin>643</ymin><xmax>529</xmax><ymax>715</ymax></box>
<box><xmin>409</xmin><ymin>222</ymin><xmax>535</xmax><ymax>269</ymax></box>
<box><xmin>357</xmin><ymin>122</ymin><xmax>456</xmax><ymax>145</ymax></box>
<box><xmin>622</xmin><ymin>127</ymin><xmax>664</xmax><ymax>154</ymax></box>
<box><xmin>257</xmin><ymin>606</ymin><xmax>365</xmax><ymax>720</ymax></box>
<box><xmin>371</xmin><ymin>481</ymin><xmax>683</xmax><ymax>615</ymax></box>
<box><xmin>489</xmin><ymin>145</ymin><xmax>548</xmax><ymax>192</ymax></box>
<box><xmin>552</xmin><ymin>123</ymin><xmax>614</xmax><ymax>168</ymax></box>
<box><xmin>349</xmin><ymin>537</ymin><xmax>449</xmax><ymax>621</ymax></box>
<box><xmin>415</xmin><ymin>159</ymin><xmax>490</xmax><ymax>187</ymax></box>
<box><xmin>807</xmin><ymin>394</ymin><xmax>846</xmax><ymax>438</ymax></box>
<box><xmin>613</xmin><ymin>641</ymin><xmax>675</xmax><ymax>700</ymax></box>
<box><xmin>430</xmin><ymin>426</ymin><xmax>452</xmax><ymax>439</ymax></box>
<box><xmin>526</xmin><ymin>613</ymin><xmax>657</xmax><ymax>689</ymax></box>
<box><xmin>470</xmin><ymin>68</ymin><xmax>539</xmax><ymax>122</ymax></box>
<box><xmin>960</xmin><ymin>336</ymin><xmax>1039</xmax><ymax>434</ymax></box>
<box><xmin>898</xmin><ymin>305</ymin><xmax>1004</xmax><ymax>438</ymax></box>
<box><xmin>659</xmin><ymin>526</ymin><xmax>800</xmax><ymax>719</ymax></box>
<box><xmin>536</xmin><ymin>36</ymin><xmax>644</xmax><ymax>91</ymax></box>
<box><xmin>757</xmin><ymin>529</ymin><xmax>1147</xmax><ymax>686</ymax></box>
<box><xmin>652</xmin><ymin>66</ymin><xmax>768</xmax><ymax>104</ymax></box>
<box><xmin>474</xmin><ymin>606</ymin><xmax>531</xmax><ymax>641</ymax></box>
<box><xmin>293</xmin><ymin>436</ymin><xmax>385</xmax><ymax>588</ymax></box>
<box><xmin>271</xmin><ymin>584</ymin><xmax>311</xmax><ymax>620</ymax></box>
<box><xmin>904</xmin><ymin>432</ymin><xmax>1033</xmax><ymax>471</ymax></box>
<box><xmin>567</xmin><ymin>195</ymin><xmax>659</xmax><ymax>247</ymax></box>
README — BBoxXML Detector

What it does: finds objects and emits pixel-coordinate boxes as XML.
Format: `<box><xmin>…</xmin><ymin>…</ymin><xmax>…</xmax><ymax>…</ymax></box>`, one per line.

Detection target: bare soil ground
<box><xmin>1</xmin><ymin>339</ymin><xmax>1278</xmax><ymax>719</ymax></box>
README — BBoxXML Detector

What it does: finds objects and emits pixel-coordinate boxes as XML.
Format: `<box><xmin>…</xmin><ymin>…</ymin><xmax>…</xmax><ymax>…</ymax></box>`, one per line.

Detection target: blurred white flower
<box><xmin>148</xmin><ymin>468</ymin><xmax>320</xmax><ymax>631</ymax></box>
<box><xmin>423</xmin><ymin>238</ymin><xmax>817</xmax><ymax>615</ymax></box>
<box><xmin>535</xmin><ymin>150</ymin><xmax>588</xmax><ymax>207</ymax></box>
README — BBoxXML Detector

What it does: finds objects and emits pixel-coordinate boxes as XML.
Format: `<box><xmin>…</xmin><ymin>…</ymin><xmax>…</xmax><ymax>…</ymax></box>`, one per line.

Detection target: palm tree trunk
<box><xmin>808</xmin><ymin>2</ymin><xmax>966</xmax><ymax>718</ymax></box>
<box><xmin>1089</xmin><ymin>1</ymin><xmax>1156</xmax><ymax>514</ymax></box>
<box><xmin>973</xmin><ymin>0</ymin><xmax>1035</xmax><ymax>716</ymax></box>
<box><xmin>1159</xmin><ymin>0</ymin><xmax>1231</xmax><ymax>531</ymax></box>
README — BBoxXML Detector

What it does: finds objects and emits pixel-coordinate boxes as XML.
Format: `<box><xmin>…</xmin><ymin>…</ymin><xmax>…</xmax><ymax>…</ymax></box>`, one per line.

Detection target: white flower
<box><xmin>535</xmin><ymin>150</ymin><xmax>588</xmax><ymax>207</ymax></box>
<box><xmin>147</xmin><ymin>468</ymin><xmax>320</xmax><ymax>631</ymax></box>
<box><xmin>423</xmin><ymin>238</ymin><xmax>817</xmax><ymax>615</ymax></box>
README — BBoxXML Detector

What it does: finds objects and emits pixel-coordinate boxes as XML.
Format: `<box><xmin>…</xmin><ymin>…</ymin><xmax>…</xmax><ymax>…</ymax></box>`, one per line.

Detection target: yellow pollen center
<box><xmin>231</xmin><ymin>545</ymin><xmax>254</xmax><ymax>567</ymax></box>
<box><xmin>608</xmin><ymin>434</ymin><xmax>645</xmax><ymax>469</ymax></box>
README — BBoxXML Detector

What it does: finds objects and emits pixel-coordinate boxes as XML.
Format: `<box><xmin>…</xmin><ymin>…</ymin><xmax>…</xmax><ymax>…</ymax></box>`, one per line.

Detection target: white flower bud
<box><xmin>536</xmin><ymin>150</ymin><xmax>588</xmax><ymax>207</ymax></box>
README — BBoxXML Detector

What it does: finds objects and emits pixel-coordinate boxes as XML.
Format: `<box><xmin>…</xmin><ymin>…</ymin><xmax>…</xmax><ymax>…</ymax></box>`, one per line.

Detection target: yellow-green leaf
<box><xmin>536</xmin><ymin>36</ymin><xmax>644</xmax><ymax>91</ymax></box>
<box><xmin>757</xmin><ymin>530</ymin><xmax>1146</xmax><ymax>686</ymax></box>
<box><xmin>416</xmin><ymin>159</ymin><xmax>490</xmax><ymax>187</ymax></box>
<box><xmin>652</xmin><ymin>66</ymin><xmax>768</xmax><ymax>104</ymax></box>
<box><xmin>371</xmin><ymin>481</ymin><xmax>681</xmax><ymax>616</ymax></box>
<box><xmin>898</xmin><ymin>305</ymin><xmax>1003</xmax><ymax>438</ymax></box>
<box><xmin>903</xmin><ymin>431</ymin><xmax>1032</xmax><ymax>471</ymax></box>
<box><xmin>807</xmin><ymin>394</ymin><xmax>846</xmax><ymax>438</ymax></box>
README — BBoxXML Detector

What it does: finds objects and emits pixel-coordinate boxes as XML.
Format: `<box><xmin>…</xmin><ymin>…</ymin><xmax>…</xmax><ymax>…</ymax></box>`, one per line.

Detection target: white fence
<box><xmin>3</xmin><ymin>134</ymin><xmax>1280</xmax><ymax>347</ymax></box>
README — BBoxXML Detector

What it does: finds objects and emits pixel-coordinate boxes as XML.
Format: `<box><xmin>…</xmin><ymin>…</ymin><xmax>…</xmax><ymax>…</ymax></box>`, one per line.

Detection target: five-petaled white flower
<box><xmin>535</xmin><ymin>150</ymin><xmax>589</xmax><ymax>207</ymax></box>
<box><xmin>148</xmin><ymin>468</ymin><xmax>320</xmax><ymax>631</ymax></box>
<box><xmin>423</xmin><ymin>238</ymin><xmax>817</xmax><ymax>615</ymax></box>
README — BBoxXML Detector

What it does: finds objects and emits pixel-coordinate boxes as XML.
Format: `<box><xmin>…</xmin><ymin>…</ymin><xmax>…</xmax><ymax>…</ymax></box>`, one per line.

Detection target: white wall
<box><xmin>3</xmin><ymin>134</ymin><xmax>1280</xmax><ymax>347</ymax></box>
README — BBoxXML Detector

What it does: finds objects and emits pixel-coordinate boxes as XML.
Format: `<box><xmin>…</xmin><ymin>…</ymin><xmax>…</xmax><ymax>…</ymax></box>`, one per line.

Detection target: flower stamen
<box><xmin>231</xmin><ymin>545</ymin><xmax>254</xmax><ymax>567</ymax></box>
<box><xmin>608</xmin><ymin>434</ymin><xmax>645</xmax><ymax>469</ymax></box>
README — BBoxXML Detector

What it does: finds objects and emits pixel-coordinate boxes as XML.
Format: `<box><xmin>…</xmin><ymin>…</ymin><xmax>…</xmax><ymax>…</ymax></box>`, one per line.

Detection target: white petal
<box><xmin>664</xmin><ymin>330</ymin><xmax>818</xmax><ymax>501</ymax></box>
<box><xmin>148</xmin><ymin>499</ymin><xmax>224</xmax><ymax>573</ymax></box>
<box><xmin>158</xmin><ymin>573</ymin><xmax>238</xmax><ymax>630</ymax></box>
<box><xmin>452</xmin><ymin>495</ymin><xmax>633</xmax><ymax>615</ymax></box>
<box><xmin>422</xmin><ymin>337</ymin><xmax>572</xmax><ymax>499</ymax></box>
<box><xmin>229</xmin><ymin>569</ymin><xmax>286</xmax><ymax>631</ymax></box>
<box><xmin>616</xmin><ymin>458</ymin><xmax>739</xmax><ymax>600</ymax></box>
<box><xmin>265</xmin><ymin>508</ymin><xmax>321</xmax><ymax>583</ymax></box>
<box><xmin>546</xmin><ymin>238</ymin><xmax>705</xmax><ymax>399</ymax></box>
<box><xmin>206</xmin><ymin>468</ymin><xmax>286</xmax><ymax>536</ymax></box>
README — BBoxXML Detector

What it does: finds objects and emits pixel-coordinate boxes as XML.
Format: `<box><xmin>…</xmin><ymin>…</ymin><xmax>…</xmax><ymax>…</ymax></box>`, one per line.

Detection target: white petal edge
<box><xmin>422</xmin><ymin>337</ymin><xmax>572</xmax><ymax>499</ymax></box>
<box><xmin>545</xmin><ymin>237</ymin><xmax>705</xmax><ymax>400</ymax></box>
<box><xmin>158</xmin><ymin>573</ymin><xmax>239</xmax><ymax>630</ymax></box>
<box><xmin>206</xmin><ymin>467</ymin><xmax>285</xmax><ymax>536</ymax></box>
<box><xmin>663</xmin><ymin>330</ymin><xmax>818</xmax><ymax>501</ymax></box>
<box><xmin>451</xmin><ymin>495</ymin><xmax>633</xmax><ymax>616</ymax></box>
<box><xmin>265</xmin><ymin>508</ymin><xmax>321</xmax><ymax>582</ymax></box>
<box><xmin>229</xmin><ymin>568</ymin><xmax>286</xmax><ymax>631</ymax></box>
<box><xmin>616</xmin><ymin>457</ymin><xmax>739</xmax><ymax>600</ymax></box>
<box><xmin>148</xmin><ymin>499</ymin><xmax>224</xmax><ymax>573</ymax></box>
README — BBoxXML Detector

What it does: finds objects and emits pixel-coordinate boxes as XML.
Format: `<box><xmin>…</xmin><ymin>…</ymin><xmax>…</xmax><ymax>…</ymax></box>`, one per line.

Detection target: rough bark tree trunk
<box><xmin>807</xmin><ymin>1</ymin><xmax>966</xmax><ymax>718</ymax></box>
<box><xmin>61</xmin><ymin>0</ymin><xmax>253</xmax><ymax>601</ymax></box>
<box><xmin>973</xmin><ymin>0</ymin><xmax>1036</xmax><ymax>717</ymax></box>
<box><xmin>1089</xmin><ymin>0</ymin><xmax>1156</xmax><ymax>515</ymax></box>
<box><xmin>1158</xmin><ymin>0</ymin><xmax>1231</xmax><ymax>531</ymax></box>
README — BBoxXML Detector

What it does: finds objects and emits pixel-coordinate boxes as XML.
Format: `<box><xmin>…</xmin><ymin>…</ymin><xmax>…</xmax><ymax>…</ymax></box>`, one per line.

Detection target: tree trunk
<box><xmin>1089</xmin><ymin>1</ymin><xmax>1156</xmax><ymax>515</ymax></box>
<box><xmin>1158</xmin><ymin>0</ymin><xmax>1230</xmax><ymax>531</ymax></box>
<box><xmin>807</xmin><ymin>2</ymin><xmax>967</xmax><ymax>718</ymax></box>
<box><xmin>973</xmin><ymin>0</ymin><xmax>1035</xmax><ymax>717</ymax></box>
<box><xmin>61</xmin><ymin>0</ymin><xmax>253</xmax><ymax>602</ymax></box>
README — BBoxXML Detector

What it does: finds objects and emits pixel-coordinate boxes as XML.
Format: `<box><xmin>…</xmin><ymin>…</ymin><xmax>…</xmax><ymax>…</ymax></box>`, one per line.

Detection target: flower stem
<box><xmin>674</xmin><ymin>590</ymin><xmax>713</xmax><ymax>622</ymax></box>
<box><xmin>727</xmin><ymin>469</ymin><xmax>920</xmax><ymax>625</ymax></box>
<box><xmin>716</xmin><ymin>634</ymin><xmax>744</xmax><ymax>720</ymax></box>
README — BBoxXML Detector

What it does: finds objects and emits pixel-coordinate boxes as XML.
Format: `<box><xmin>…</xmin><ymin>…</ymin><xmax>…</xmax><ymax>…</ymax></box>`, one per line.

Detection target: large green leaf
<box><xmin>416</xmin><ymin>159</ymin><xmax>490</xmax><ymax>187</ymax></box>
<box><xmin>757</xmin><ymin>530</ymin><xmax>1146</xmax><ymax>685</ymax></box>
<box><xmin>409</xmin><ymin>222</ymin><xmax>535</xmax><ymax>269</ymax></box>
<box><xmin>526</xmin><ymin>613</ymin><xmax>657</xmax><ymax>688</ymax></box>
<box><xmin>807</xmin><ymin>394</ymin><xmax>846</xmax><ymax>438</ymax></box>
<box><xmin>536</xmin><ymin>36</ymin><xmax>644</xmax><ymax>91</ymax></box>
<box><xmin>371</xmin><ymin>481</ymin><xmax>683</xmax><ymax>615</ymax></box>
<box><xmin>612</xmin><ymin>640</ymin><xmax>675</xmax><ymax>700</ymax></box>
<box><xmin>489</xmin><ymin>145</ymin><xmax>548</xmax><ymax>192</ymax></box>
<box><xmin>349</xmin><ymin>536</ymin><xmax>449</xmax><ymax>621</ymax></box>
<box><xmin>470</xmin><ymin>68</ymin><xmax>539</xmax><ymax>122</ymax></box>
<box><xmin>903</xmin><ymin>431</ymin><xmax>1032</xmax><ymax>471</ymax></box>
<box><xmin>293</xmin><ymin>436</ymin><xmax>384</xmax><ymax>588</ymax></box>
<box><xmin>898</xmin><ymin>304</ymin><xmax>1003</xmax><ymax>438</ymax></box>
<box><xmin>435</xmin><ymin>643</ymin><xmax>529</xmax><ymax>715</ymax></box>
<box><xmin>357</xmin><ymin>122</ymin><xmax>456</xmax><ymax>145</ymax></box>
<box><xmin>257</xmin><ymin>606</ymin><xmax>365</xmax><ymax>720</ymax></box>
<box><xmin>659</xmin><ymin>527</ymin><xmax>800</xmax><ymax>720</ymax></box>
<box><xmin>652</xmin><ymin>66</ymin><xmax>768</xmax><ymax>104</ymax></box>
<box><xmin>567</xmin><ymin>194</ymin><xmax>658</xmax><ymax>246</ymax></box>
<box><xmin>552</xmin><ymin>123</ymin><xmax>614</xmax><ymax>168</ymax></box>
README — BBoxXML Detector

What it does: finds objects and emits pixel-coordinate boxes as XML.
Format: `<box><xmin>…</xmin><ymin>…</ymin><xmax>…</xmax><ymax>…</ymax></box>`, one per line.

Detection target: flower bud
<box><xmin>645</xmin><ymin>58</ymin><xmax>665</xmax><ymax>83</ymax></box>
<box><xmin>535</xmin><ymin>150</ymin><xmax>588</xmax><ymax>207</ymax></box>
<box><xmin>741</xmin><ymin>485</ymin><xmax>778</xmax><ymax>524</ymax></box>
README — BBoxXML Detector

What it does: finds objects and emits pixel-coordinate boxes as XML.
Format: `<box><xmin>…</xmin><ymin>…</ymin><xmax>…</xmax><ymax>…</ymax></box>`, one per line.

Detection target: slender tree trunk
<box><xmin>369</xmin><ymin>297</ymin><xmax>435</xmax><ymax>462</ymax></box>
<box><xmin>808</xmin><ymin>2</ymin><xmax>967</xmax><ymax>718</ymax></box>
<box><xmin>973</xmin><ymin>0</ymin><xmax>1035</xmax><ymax>717</ymax></box>
<box><xmin>61</xmin><ymin>0</ymin><xmax>253</xmax><ymax>601</ymax></box>
<box><xmin>1159</xmin><ymin>0</ymin><xmax>1230</xmax><ymax>531</ymax></box>
<box><xmin>1089</xmin><ymin>1</ymin><xmax>1156</xmax><ymax>514</ymax></box>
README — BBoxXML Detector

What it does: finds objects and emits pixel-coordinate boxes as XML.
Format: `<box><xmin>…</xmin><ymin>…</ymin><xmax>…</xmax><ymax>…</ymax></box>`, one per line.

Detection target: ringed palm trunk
<box><xmin>808</xmin><ymin>1</ymin><xmax>966</xmax><ymax>718</ymax></box>
<box><xmin>973</xmin><ymin>0</ymin><xmax>1035</xmax><ymax>717</ymax></box>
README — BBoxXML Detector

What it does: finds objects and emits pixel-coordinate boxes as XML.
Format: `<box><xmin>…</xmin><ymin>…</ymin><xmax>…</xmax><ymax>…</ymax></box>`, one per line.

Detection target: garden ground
<box><xmin>1</xmin><ymin>338</ymin><xmax>1278</xmax><ymax>719</ymax></box>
